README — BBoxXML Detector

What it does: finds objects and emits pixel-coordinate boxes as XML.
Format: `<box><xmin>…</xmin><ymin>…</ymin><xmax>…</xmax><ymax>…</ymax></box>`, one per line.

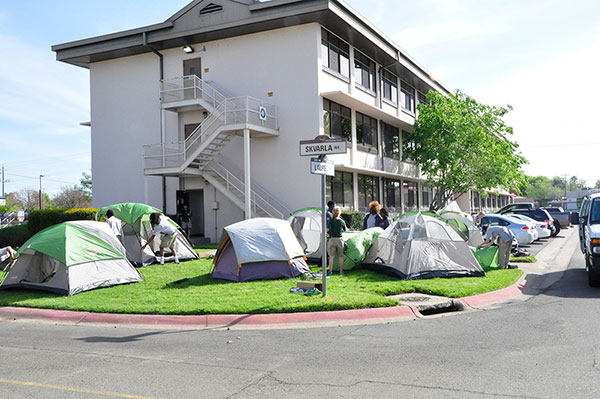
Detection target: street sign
<box><xmin>299</xmin><ymin>135</ymin><xmax>347</xmax><ymax>156</ymax></box>
<box><xmin>258</xmin><ymin>106</ymin><xmax>267</xmax><ymax>121</ymax></box>
<box><xmin>310</xmin><ymin>157</ymin><xmax>335</xmax><ymax>176</ymax></box>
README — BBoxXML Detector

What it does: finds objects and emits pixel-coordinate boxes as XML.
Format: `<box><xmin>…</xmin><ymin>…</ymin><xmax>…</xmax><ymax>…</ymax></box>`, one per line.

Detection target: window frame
<box><xmin>355</xmin><ymin>111</ymin><xmax>378</xmax><ymax>152</ymax></box>
<box><xmin>383</xmin><ymin>178</ymin><xmax>402</xmax><ymax>211</ymax></box>
<box><xmin>400</xmin><ymin>80</ymin><xmax>416</xmax><ymax>114</ymax></box>
<box><xmin>321</xmin><ymin>28</ymin><xmax>350</xmax><ymax>79</ymax></box>
<box><xmin>382</xmin><ymin>122</ymin><xmax>400</xmax><ymax>160</ymax></box>
<box><xmin>354</xmin><ymin>50</ymin><xmax>376</xmax><ymax>93</ymax></box>
<box><xmin>358</xmin><ymin>174</ymin><xmax>380</xmax><ymax>211</ymax></box>
<box><xmin>323</xmin><ymin>99</ymin><xmax>352</xmax><ymax>142</ymax></box>
<box><xmin>326</xmin><ymin>171</ymin><xmax>354</xmax><ymax>209</ymax></box>
<box><xmin>382</xmin><ymin>70</ymin><xmax>398</xmax><ymax>105</ymax></box>
<box><xmin>403</xmin><ymin>180</ymin><xmax>419</xmax><ymax>211</ymax></box>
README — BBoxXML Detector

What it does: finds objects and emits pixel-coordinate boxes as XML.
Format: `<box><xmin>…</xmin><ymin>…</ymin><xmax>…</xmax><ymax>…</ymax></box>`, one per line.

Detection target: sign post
<box><xmin>300</xmin><ymin>136</ymin><xmax>347</xmax><ymax>297</ymax></box>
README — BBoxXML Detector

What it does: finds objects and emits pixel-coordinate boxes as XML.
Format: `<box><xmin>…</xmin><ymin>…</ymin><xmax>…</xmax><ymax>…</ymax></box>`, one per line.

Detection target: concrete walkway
<box><xmin>0</xmin><ymin>228</ymin><xmax>579</xmax><ymax>330</ymax></box>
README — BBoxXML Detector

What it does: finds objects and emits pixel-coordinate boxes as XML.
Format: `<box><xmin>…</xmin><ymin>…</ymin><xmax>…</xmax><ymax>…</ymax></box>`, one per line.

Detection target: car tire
<box><xmin>588</xmin><ymin>258</ymin><xmax>600</xmax><ymax>287</ymax></box>
<box><xmin>551</xmin><ymin>222</ymin><xmax>561</xmax><ymax>237</ymax></box>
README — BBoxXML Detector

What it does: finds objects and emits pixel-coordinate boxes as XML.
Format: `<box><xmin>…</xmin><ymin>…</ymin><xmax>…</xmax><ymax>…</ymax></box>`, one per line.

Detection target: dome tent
<box><xmin>438</xmin><ymin>210</ymin><xmax>484</xmax><ymax>247</ymax></box>
<box><xmin>96</xmin><ymin>202</ymin><xmax>198</xmax><ymax>267</ymax></box>
<box><xmin>0</xmin><ymin>221</ymin><xmax>142</xmax><ymax>296</ymax></box>
<box><xmin>211</xmin><ymin>218</ymin><xmax>310</xmax><ymax>282</ymax></box>
<box><xmin>288</xmin><ymin>207</ymin><xmax>323</xmax><ymax>262</ymax></box>
<box><xmin>363</xmin><ymin>213</ymin><xmax>485</xmax><ymax>280</ymax></box>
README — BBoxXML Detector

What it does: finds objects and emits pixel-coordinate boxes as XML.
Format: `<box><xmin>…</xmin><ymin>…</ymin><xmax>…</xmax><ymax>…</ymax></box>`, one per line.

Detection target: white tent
<box><xmin>439</xmin><ymin>210</ymin><xmax>484</xmax><ymax>247</ymax></box>
<box><xmin>363</xmin><ymin>213</ymin><xmax>484</xmax><ymax>280</ymax></box>
<box><xmin>288</xmin><ymin>208</ymin><xmax>323</xmax><ymax>261</ymax></box>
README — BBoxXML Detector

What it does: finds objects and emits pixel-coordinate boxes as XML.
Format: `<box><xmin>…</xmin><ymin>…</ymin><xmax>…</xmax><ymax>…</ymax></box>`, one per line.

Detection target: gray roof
<box><xmin>52</xmin><ymin>0</ymin><xmax>450</xmax><ymax>94</ymax></box>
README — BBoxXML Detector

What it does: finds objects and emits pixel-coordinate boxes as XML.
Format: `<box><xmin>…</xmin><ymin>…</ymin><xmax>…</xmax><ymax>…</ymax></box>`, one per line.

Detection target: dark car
<box><xmin>501</xmin><ymin>208</ymin><xmax>559</xmax><ymax>237</ymax></box>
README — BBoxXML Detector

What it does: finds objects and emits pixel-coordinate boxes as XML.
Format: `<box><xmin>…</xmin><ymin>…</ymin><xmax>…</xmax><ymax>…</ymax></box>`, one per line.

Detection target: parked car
<box><xmin>480</xmin><ymin>214</ymin><xmax>536</xmax><ymax>246</ymax></box>
<box><xmin>543</xmin><ymin>207</ymin><xmax>572</xmax><ymax>229</ymax></box>
<box><xmin>571</xmin><ymin>193</ymin><xmax>600</xmax><ymax>287</ymax></box>
<box><xmin>501</xmin><ymin>208</ymin><xmax>559</xmax><ymax>237</ymax></box>
<box><xmin>496</xmin><ymin>202</ymin><xmax>535</xmax><ymax>214</ymax></box>
<box><xmin>509</xmin><ymin>213</ymin><xmax>551</xmax><ymax>239</ymax></box>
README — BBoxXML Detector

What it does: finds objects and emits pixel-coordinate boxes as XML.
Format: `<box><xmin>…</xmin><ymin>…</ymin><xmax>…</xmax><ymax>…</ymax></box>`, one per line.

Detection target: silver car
<box><xmin>480</xmin><ymin>214</ymin><xmax>536</xmax><ymax>246</ymax></box>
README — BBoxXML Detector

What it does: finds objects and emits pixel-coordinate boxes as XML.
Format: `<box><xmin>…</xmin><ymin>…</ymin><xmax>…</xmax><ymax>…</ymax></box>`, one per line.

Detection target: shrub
<box><xmin>341</xmin><ymin>211</ymin><xmax>364</xmax><ymax>230</ymax></box>
<box><xmin>28</xmin><ymin>208</ymin><xmax>99</xmax><ymax>236</ymax></box>
<box><xmin>0</xmin><ymin>225</ymin><xmax>31</xmax><ymax>248</ymax></box>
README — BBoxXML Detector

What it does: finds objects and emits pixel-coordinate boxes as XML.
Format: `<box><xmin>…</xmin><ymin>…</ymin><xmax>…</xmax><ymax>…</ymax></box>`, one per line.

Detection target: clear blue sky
<box><xmin>1</xmin><ymin>0</ymin><xmax>599</xmax><ymax>196</ymax></box>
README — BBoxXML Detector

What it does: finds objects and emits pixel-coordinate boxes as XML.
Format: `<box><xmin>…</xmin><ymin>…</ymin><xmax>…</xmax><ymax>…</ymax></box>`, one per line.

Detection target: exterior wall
<box><xmin>90</xmin><ymin>53</ymin><xmax>179</xmax><ymax>210</ymax></box>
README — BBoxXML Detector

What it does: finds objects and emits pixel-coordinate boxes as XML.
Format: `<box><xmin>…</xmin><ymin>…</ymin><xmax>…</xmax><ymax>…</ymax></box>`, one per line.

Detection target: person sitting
<box><xmin>363</xmin><ymin>201</ymin><xmax>383</xmax><ymax>230</ymax></box>
<box><xmin>141</xmin><ymin>213</ymin><xmax>179</xmax><ymax>265</ymax></box>
<box><xmin>0</xmin><ymin>246</ymin><xmax>16</xmax><ymax>271</ymax></box>
<box><xmin>380</xmin><ymin>208</ymin><xmax>392</xmax><ymax>230</ymax></box>
<box><xmin>478</xmin><ymin>224</ymin><xmax>516</xmax><ymax>269</ymax></box>
<box><xmin>105</xmin><ymin>209</ymin><xmax>124</xmax><ymax>243</ymax></box>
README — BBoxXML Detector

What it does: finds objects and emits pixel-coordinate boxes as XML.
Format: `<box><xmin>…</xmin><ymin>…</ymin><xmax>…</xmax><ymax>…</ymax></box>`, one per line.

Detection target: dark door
<box><xmin>176</xmin><ymin>189</ymin><xmax>204</xmax><ymax>237</ymax></box>
<box><xmin>183</xmin><ymin>58</ymin><xmax>201</xmax><ymax>99</ymax></box>
<box><xmin>184</xmin><ymin>123</ymin><xmax>201</xmax><ymax>140</ymax></box>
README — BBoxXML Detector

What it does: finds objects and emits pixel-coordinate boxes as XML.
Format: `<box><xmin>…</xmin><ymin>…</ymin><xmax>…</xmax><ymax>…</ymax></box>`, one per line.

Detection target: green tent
<box><xmin>331</xmin><ymin>227</ymin><xmax>383</xmax><ymax>271</ymax></box>
<box><xmin>96</xmin><ymin>202</ymin><xmax>198</xmax><ymax>266</ymax></box>
<box><xmin>1</xmin><ymin>221</ymin><xmax>142</xmax><ymax>296</ymax></box>
<box><xmin>470</xmin><ymin>246</ymin><xmax>499</xmax><ymax>269</ymax></box>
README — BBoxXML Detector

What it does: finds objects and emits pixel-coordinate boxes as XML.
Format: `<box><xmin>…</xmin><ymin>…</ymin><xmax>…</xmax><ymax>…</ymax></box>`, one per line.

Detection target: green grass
<box><xmin>193</xmin><ymin>243</ymin><xmax>219</xmax><ymax>250</ymax></box>
<box><xmin>0</xmin><ymin>259</ymin><xmax>522</xmax><ymax>315</ymax></box>
<box><xmin>510</xmin><ymin>255</ymin><xmax>537</xmax><ymax>263</ymax></box>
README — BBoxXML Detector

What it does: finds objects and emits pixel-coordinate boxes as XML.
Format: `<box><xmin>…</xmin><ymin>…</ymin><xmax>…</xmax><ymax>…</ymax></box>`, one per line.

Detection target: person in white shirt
<box><xmin>105</xmin><ymin>209</ymin><xmax>124</xmax><ymax>243</ymax></box>
<box><xmin>141</xmin><ymin>213</ymin><xmax>179</xmax><ymax>265</ymax></box>
<box><xmin>478</xmin><ymin>225</ymin><xmax>516</xmax><ymax>269</ymax></box>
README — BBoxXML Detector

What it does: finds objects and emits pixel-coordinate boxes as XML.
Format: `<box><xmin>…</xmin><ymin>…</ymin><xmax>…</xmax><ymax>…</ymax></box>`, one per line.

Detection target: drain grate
<box><xmin>418</xmin><ymin>301</ymin><xmax>464</xmax><ymax>316</ymax></box>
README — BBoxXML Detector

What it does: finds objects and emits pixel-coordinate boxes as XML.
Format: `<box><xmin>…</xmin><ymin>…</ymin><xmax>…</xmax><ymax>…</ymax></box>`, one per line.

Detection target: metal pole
<box><xmin>321</xmin><ymin>172</ymin><xmax>327</xmax><ymax>297</ymax></box>
<box><xmin>243</xmin><ymin>128</ymin><xmax>251</xmax><ymax>219</ymax></box>
<box><xmin>1</xmin><ymin>164</ymin><xmax>4</xmax><ymax>197</ymax></box>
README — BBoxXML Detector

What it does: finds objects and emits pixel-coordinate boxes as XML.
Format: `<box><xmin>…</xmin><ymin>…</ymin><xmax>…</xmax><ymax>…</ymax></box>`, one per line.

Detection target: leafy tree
<box><xmin>595</xmin><ymin>180</ymin><xmax>600</xmax><ymax>189</ymax></box>
<box><xmin>79</xmin><ymin>171</ymin><xmax>92</xmax><ymax>196</ymax></box>
<box><xmin>407</xmin><ymin>90</ymin><xmax>527</xmax><ymax>211</ymax></box>
<box><xmin>52</xmin><ymin>185</ymin><xmax>92</xmax><ymax>209</ymax></box>
<box><xmin>523</xmin><ymin>176</ymin><xmax>563</xmax><ymax>206</ymax></box>
<box><xmin>569</xmin><ymin>176</ymin><xmax>587</xmax><ymax>191</ymax></box>
<box><xmin>6</xmin><ymin>189</ymin><xmax>45</xmax><ymax>210</ymax></box>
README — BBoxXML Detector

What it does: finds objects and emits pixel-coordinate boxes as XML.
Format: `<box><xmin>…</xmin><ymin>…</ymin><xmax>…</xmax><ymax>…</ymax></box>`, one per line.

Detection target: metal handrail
<box><xmin>160</xmin><ymin>75</ymin><xmax>227</xmax><ymax>109</ymax></box>
<box><xmin>207</xmin><ymin>162</ymin><xmax>286</xmax><ymax>219</ymax></box>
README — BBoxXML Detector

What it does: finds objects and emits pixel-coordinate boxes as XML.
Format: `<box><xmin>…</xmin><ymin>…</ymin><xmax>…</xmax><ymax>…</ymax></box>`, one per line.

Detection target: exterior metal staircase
<box><xmin>143</xmin><ymin>76</ymin><xmax>289</xmax><ymax>219</ymax></box>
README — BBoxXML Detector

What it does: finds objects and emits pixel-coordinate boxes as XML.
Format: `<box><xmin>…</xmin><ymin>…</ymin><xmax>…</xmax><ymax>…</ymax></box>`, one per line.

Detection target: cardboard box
<box><xmin>296</xmin><ymin>281</ymin><xmax>323</xmax><ymax>290</ymax></box>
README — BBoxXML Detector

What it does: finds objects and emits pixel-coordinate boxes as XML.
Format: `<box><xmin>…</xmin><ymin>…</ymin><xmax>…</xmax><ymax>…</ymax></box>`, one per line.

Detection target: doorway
<box><xmin>184</xmin><ymin>123</ymin><xmax>201</xmax><ymax>140</ymax></box>
<box><xmin>176</xmin><ymin>189</ymin><xmax>205</xmax><ymax>237</ymax></box>
<box><xmin>183</xmin><ymin>58</ymin><xmax>201</xmax><ymax>100</ymax></box>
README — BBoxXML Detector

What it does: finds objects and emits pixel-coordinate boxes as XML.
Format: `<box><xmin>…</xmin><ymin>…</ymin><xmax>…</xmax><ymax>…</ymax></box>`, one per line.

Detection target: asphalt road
<box><xmin>0</xmin><ymin>229</ymin><xmax>598</xmax><ymax>398</ymax></box>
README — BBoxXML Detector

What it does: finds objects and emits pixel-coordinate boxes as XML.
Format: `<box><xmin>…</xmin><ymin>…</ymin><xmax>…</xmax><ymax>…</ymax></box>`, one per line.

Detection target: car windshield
<box><xmin>591</xmin><ymin>200</ymin><xmax>600</xmax><ymax>224</ymax></box>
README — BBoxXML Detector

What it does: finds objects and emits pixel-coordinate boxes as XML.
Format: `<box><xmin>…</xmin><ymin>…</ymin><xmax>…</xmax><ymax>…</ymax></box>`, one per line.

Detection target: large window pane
<box><xmin>356</xmin><ymin>112</ymin><xmax>377</xmax><ymax>151</ymax></box>
<box><xmin>400</xmin><ymin>81</ymin><xmax>415</xmax><ymax>113</ymax></box>
<box><xmin>382</xmin><ymin>123</ymin><xmax>400</xmax><ymax>159</ymax></box>
<box><xmin>358</xmin><ymin>174</ymin><xmax>380</xmax><ymax>211</ymax></box>
<box><xmin>323</xmin><ymin>99</ymin><xmax>351</xmax><ymax>141</ymax></box>
<box><xmin>327</xmin><ymin>171</ymin><xmax>354</xmax><ymax>208</ymax></box>
<box><xmin>403</xmin><ymin>181</ymin><xmax>418</xmax><ymax>211</ymax></box>
<box><xmin>321</xmin><ymin>28</ymin><xmax>350</xmax><ymax>78</ymax></box>
<box><xmin>382</xmin><ymin>70</ymin><xmax>398</xmax><ymax>103</ymax></box>
<box><xmin>383</xmin><ymin>178</ymin><xmax>401</xmax><ymax>212</ymax></box>
<box><xmin>354</xmin><ymin>50</ymin><xmax>375</xmax><ymax>91</ymax></box>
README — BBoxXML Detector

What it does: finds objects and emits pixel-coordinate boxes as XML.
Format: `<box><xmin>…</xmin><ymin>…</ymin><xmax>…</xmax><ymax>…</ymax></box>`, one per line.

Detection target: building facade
<box><xmin>54</xmin><ymin>0</ymin><xmax>510</xmax><ymax>242</ymax></box>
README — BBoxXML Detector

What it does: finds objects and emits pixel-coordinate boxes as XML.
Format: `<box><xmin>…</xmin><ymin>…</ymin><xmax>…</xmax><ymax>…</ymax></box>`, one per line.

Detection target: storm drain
<box><xmin>390</xmin><ymin>293</ymin><xmax>465</xmax><ymax>317</ymax></box>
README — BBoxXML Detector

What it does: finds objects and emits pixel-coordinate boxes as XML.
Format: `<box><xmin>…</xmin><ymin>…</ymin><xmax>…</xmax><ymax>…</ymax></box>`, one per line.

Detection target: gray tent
<box><xmin>288</xmin><ymin>208</ymin><xmax>323</xmax><ymax>262</ymax></box>
<box><xmin>211</xmin><ymin>218</ymin><xmax>310</xmax><ymax>282</ymax></box>
<box><xmin>363</xmin><ymin>213</ymin><xmax>485</xmax><ymax>279</ymax></box>
<box><xmin>1</xmin><ymin>221</ymin><xmax>142</xmax><ymax>296</ymax></box>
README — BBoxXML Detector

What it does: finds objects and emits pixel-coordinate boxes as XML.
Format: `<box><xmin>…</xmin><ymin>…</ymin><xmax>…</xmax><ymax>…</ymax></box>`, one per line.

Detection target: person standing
<box><xmin>178</xmin><ymin>204</ymin><xmax>193</xmax><ymax>237</ymax></box>
<box><xmin>363</xmin><ymin>201</ymin><xmax>383</xmax><ymax>230</ymax></box>
<box><xmin>380</xmin><ymin>208</ymin><xmax>392</xmax><ymax>230</ymax></box>
<box><xmin>478</xmin><ymin>225</ymin><xmax>515</xmax><ymax>269</ymax></box>
<box><xmin>141</xmin><ymin>213</ymin><xmax>179</xmax><ymax>265</ymax></box>
<box><xmin>105</xmin><ymin>209</ymin><xmax>124</xmax><ymax>243</ymax></box>
<box><xmin>327</xmin><ymin>207</ymin><xmax>347</xmax><ymax>275</ymax></box>
<box><xmin>326</xmin><ymin>200</ymin><xmax>335</xmax><ymax>227</ymax></box>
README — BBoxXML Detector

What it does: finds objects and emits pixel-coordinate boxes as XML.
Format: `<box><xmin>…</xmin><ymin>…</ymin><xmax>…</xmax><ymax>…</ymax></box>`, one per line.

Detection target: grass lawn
<box><xmin>0</xmin><ymin>258</ymin><xmax>522</xmax><ymax>315</ymax></box>
<box><xmin>510</xmin><ymin>255</ymin><xmax>537</xmax><ymax>263</ymax></box>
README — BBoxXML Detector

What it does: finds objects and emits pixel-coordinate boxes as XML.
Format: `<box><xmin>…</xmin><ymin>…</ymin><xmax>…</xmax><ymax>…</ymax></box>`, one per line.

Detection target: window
<box><xmin>428</xmin><ymin>222</ymin><xmax>451</xmax><ymax>240</ymax></box>
<box><xmin>382</xmin><ymin>70</ymin><xmax>398</xmax><ymax>104</ymax></box>
<box><xmin>417</xmin><ymin>91</ymin><xmax>428</xmax><ymax>105</ymax></box>
<box><xmin>403</xmin><ymin>181</ymin><xmax>419</xmax><ymax>211</ymax></box>
<box><xmin>354</xmin><ymin>50</ymin><xmax>376</xmax><ymax>92</ymax></box>
<box><xmin>482</xmin><ymin>216</ymin><xmax>509</xmax><ymax>227</ymax></box>
<box><xmin>321</xmin><ymin>28</ymin><xmax>350</xmax><ymax>78</ymax></box>
<box><xmin>356</xmin><ymin>112</ymin><xmax>378</xmax><ymax>151</ymax></box>
<box><xmin>323</xmin><ymin>99</ymin><xmax>351</xmax><ymax>141</ymax></box>
<box><xmin>383</xmin><ymin>178</ymin><xmax>402</xmax><ymax>210</ymax></box>
<box><xmin>358</xmin><ymin>174</ymin><xmax>380</xmax><ymax>210</ymax></box>
<box><xmin>421</xmin><ymin>184</ymin><xmax>435</xmax><ymax>210</ymax></box>
<box><xmin>327</xmin><ymin>171</ymin><xmax>353</xmax><ymax>208</ymax></box>
<box><xmin>472</xmin><ymin>191</ymin><xmax>481</xmax><ymax>211</ymax></box>
<box><xmin>400</xmin><ymin>81</ymin><xmax>415</xmax><ymax>113</ymax></box>
<box><xmin>591</xmin><ymin>199</ymin><xmax>600</xmax><ymax>224</ymax></box>
<box><xmin>382</xmin><ymin>122</ymin><xmax>400</xmax><ymax>159</ymax></box>
<box><xmin>401</xmin><ymin>130</ymin><xmax>415</xmax><ymax>161</ymax></box>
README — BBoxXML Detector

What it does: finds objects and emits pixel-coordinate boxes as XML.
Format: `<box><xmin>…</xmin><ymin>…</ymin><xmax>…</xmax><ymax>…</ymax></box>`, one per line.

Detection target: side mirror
<box><xmin>571</xmin><ymin>212</ymin><xmax>579</xmax><ymax>225</ymax></box>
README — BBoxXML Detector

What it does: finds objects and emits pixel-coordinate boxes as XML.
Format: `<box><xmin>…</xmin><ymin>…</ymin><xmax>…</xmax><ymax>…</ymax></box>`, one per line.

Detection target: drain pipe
<box><xmin>143</xmin><ymin>32</ymin><xmax>167</xmax><ymax>214</ymax></box>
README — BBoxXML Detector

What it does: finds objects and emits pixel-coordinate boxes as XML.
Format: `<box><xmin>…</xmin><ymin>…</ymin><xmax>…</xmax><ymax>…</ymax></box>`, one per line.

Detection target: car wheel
<box><xmin>588</xmin><ymin>260</ymin><xmax>600</xmax><ymax>287</ymax></box>
<box><xmin>551</xmin><ymin>222</ymin><xmax>561</xmax><ymax>237</ymax></box>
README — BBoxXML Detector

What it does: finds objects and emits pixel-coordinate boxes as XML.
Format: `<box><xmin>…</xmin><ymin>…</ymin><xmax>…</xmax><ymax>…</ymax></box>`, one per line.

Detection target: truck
<box><xmin>572</xmin><ymin>193</ymin><xmax>600</xmax><ymax>287</ymax></box>
<box><xmin>543</xmin><ymin>207</ymin><xmax>572</xmax><ymax>230</ymax></box>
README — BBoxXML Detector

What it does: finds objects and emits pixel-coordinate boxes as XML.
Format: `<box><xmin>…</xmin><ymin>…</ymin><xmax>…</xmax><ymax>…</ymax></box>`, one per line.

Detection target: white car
<box><xmin>508</xmin><ymin>213</ymin><xmax>551</xmax><ymax>239</ymax></box>
<box><xmin>480</xmin><ymin>214</ymin><xmax>536</xmax><ymax>246</ymax></box>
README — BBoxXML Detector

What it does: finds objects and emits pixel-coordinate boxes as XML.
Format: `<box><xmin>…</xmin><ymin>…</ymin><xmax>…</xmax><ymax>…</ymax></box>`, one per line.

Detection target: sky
<box><xmin>1</xmin><ymin>0</ymin><xmax>599</xmax><ymax>197</ymax></box>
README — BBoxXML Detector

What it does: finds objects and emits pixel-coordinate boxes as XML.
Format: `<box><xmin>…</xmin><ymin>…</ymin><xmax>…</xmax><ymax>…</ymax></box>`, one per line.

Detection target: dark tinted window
<box><xmin>591</xmin><ymin>199</ymin><xmax>600</xmax><ymax>224</ymax></box>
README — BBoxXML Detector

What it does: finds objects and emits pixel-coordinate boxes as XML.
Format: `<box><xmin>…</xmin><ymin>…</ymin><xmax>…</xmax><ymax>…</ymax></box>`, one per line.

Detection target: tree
<box><xmin>79</xmin><ymin>171</ymin><xmax>92</xmax><ymax>196</ymax></box>
<box><xmin>595</xmin><ymin>180</ymin><xmax>600</xmax><ymax>189</ymax></box>
<box><xmin>52</xmin><ymin>186</ymin><xmax>92</xmax><ymax>209</ymax></box>
<box><xmin>407</xmin><ymin>90</ymin><xmax>527</xmax><ymax>211</ymax></box>
<box><xmin>6</xmin><ymin>189</ymin><xmax>45</xmax><ymax>210</ymax></box>
<box><xmin>522</xmin><ymin>175</ymin><xmax>563</xmax><ymax>207</ymax></box>
<box><xmin>569</xmin><ymin>176</ymin><xmax>587</xmax><ymax>191</ymax></box>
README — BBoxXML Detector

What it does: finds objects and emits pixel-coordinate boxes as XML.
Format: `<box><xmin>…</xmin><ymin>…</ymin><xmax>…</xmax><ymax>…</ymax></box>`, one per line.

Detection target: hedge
<box><xmin>341</xmin><ymin>211</ymin><xmax>364</xmax><ymax>230</ymax></box>
<box><xmin>0</xmin><ymin>225</ymin><xmax>31</xmax><ymax>248</ymax></box>
<box><xmin>28</xmin><ymin>208</ymin><xmax>100</xmax><ymax>236</ymax></box>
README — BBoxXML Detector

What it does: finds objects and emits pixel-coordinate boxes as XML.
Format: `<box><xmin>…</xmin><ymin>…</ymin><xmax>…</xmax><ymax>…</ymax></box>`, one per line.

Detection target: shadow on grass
<box><xmin>162</xmin><ymin>273</ymin><xmax>237</xmax><ymax>289</ymax></box>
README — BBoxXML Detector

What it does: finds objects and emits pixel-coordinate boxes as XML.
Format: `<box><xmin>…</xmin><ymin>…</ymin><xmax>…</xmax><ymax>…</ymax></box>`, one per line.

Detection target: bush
<box><xmin>0</xmin><ymin>225</ymin><xmax>31</xmax><ymax>248</ymax></box>
<box><xmin>28</xmin><ymin>208</ymin><xmax>99</xmax><ymax>236</ymax></box>
<box><xmin>341</xmin><ymin>211</ymin><xmax>364</xmax><ymax>230</ymax></box>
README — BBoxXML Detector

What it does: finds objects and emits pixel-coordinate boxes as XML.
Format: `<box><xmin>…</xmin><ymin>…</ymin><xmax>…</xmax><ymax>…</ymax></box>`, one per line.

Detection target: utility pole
<box><xmin>1</xmin><ymin>165</ymin><xmax>4</xmax><ymax>197</ymax></box>
<box><xmin>39</xmin><ymin>174</ymin><xmax>44</xmax><ymax>210</ymax></box>
<box><xmin>563</xmin><ymin>174</ymin><xmax>569</xmax><ymax>197</ymax></box>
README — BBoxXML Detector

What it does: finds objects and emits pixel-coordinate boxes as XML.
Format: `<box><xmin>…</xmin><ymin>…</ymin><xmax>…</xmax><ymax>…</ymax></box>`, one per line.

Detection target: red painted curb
<box><xmin>459</xmin><ymin>282</ymin><xmax>524</xmax><ymax>308</ymax></box>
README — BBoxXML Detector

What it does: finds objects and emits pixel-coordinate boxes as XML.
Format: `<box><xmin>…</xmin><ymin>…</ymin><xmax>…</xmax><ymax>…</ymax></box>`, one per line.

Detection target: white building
<box><xmin>53</xmin><ymin>0</ymin><xmax>511</xmax><ymax>242</ymax></box>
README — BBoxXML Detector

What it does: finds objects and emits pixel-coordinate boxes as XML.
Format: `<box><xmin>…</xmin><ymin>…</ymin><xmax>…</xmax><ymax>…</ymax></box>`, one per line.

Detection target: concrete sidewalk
<box><xmin>0</xmin><ymin>229</ymin><xmax>578</xmax><ymax>330</ymax></box>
